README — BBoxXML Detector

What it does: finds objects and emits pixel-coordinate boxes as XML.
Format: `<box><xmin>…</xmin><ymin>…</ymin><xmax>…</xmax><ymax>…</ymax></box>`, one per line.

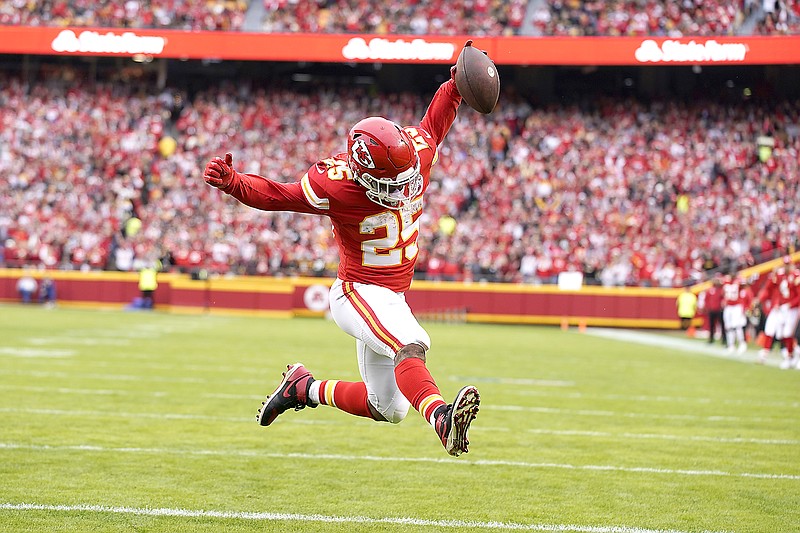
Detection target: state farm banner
<box><xmin>1</xmin><ymin>26</ymin><xmax>799</xmax><ymax>65</ymax></box>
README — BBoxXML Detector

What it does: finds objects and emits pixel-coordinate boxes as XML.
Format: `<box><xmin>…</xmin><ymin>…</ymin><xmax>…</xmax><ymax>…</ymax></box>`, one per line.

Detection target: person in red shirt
<box><xmin>756</xmin><ymin>258</ymin><xmax>800</xmax><ymax>368</ymax></box>
<box><xmin>699</xmin><ymin>277</ymin><xmax>725</xmax><ymax>345</ymax></box>
<box><xmin>202</xmin><ymin>58</ymin><xmax>480</xmax><ymax>456</ymax></box>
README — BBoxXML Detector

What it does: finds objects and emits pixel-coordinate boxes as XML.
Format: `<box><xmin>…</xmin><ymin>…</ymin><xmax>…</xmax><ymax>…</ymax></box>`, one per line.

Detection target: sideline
<box><xmin>583</xmin><ymin>328</ymin><xmax>785</xmax><ymax>368</ymax></box>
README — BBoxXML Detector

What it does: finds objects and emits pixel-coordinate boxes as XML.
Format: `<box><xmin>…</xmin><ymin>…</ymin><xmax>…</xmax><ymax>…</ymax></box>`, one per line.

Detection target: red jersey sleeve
<box><xmin>419</xmin><ymin>79</ymin><xmax>462</xmax><ymax>147</ymax></box>
<box><xmin>219</xmin><ymin>165</ymin><xmax>331</xmax><ymax>216</ymax></box>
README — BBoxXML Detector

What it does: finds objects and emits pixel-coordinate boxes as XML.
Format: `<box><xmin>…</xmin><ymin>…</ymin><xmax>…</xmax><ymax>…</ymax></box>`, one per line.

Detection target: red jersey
<box><xmin>723</xmin><ymin>282</ymin><xmax>753</xmax><ymax>308</ymax></box>
<box><xmin>759</xmin><ymin>271</ymin><xmax>800</xmax><ymax>309</ymax></box>
<box><xmin>219</xmin><ymin>79</ymin><xmax>461</xmax><ymax>293</ymax></box>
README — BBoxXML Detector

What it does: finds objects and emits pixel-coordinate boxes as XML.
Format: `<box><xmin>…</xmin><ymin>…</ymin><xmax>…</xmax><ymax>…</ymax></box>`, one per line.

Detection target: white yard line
<box><xmin>512</xmin><ymin>390</ymin><xmax>799</xmax><ymax>409</ymax></box>
<box><xmin>0</xmin><ymin>405</ymin><xmax>777</xmax><ymax>425</ymax></box>
<box><xmin>488</xmin><ymin>405</ymin><xmax>775</xmax><ymax>423</ymax></box>
<box><xmin>0</xmin><ymin>348</ymin><xmax>76</xmax><ymax>358</ymax></box>
<box><xmin>0</xmin><ymin>408</ymin><xmax>245</xmax><ymax>423</ymax></box>
<box><xmin>1</xmin><ymin>442</ymin><xmax>797</xmax><ymax>481</ymax></box>
<box><xmin>526</xmin><ymin>428</ymin><xmax>799</xmax><ymax>445</ymax></box>
<box><xmin>0</xmin><ymin>401</ymin><xmax>792</xmax><ymax>445</ymax></box>
<box><xmin>3</xmin><ymin>369</ymin><xmax>261</xmax><ymax>385</ymax></box>
<box><xmin>25</xmin><ymin>337</ymin><xmax>131</xmax><ymax>346</ymax></box>
<box><xmin>0</xmin><ymin>502</ymin><xmax>731</xmax><ymax>533</ymax></box>
<box><xmin>451</xmin><ymin>376</ymin><xmax>575</xmax><ymax>387</ymax></box>
<box><xmin>0</xmin><ymin>385</ymin><xmax>123</xmax><ymax>396</ymax></box>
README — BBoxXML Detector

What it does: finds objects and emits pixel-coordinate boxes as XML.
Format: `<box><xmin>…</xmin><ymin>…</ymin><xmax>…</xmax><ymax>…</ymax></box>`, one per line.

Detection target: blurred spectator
<box><xmin>698</xmin><ymin>277</ymin><xmax>725</xmax><ymax>345</ymax></box>
<box><xmin>38</xmin><ymin>277</ymin><xmax>57</xmax><ymax>307</ymax></box>
<box><xmin>16</xmin><ymin>271</ymin><xmax>38</xmax><ymax>304</ymax></box>
<box><xmin>676</xmin><ymin>285</ymin><xmax>698</xmax><ymax>331</ymax></box>
<box><xmin>138</xmin><ymin>261</ymin><xmax>159</xmax><ymax>309</ymax></box>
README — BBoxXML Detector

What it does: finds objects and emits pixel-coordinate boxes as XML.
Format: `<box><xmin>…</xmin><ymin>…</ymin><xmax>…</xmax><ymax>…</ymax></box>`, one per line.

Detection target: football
<box><xmin>454</xmin><ymin>41</ymin><xmax>500</xmax><ymax>114</ymax></box>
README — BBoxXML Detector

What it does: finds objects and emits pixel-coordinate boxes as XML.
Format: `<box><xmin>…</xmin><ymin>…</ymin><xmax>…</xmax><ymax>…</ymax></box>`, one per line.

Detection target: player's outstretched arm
<box><xmin>202</xmin><ymin>152</ymin><xmax>325</xmax><ymax>216</ymax></box>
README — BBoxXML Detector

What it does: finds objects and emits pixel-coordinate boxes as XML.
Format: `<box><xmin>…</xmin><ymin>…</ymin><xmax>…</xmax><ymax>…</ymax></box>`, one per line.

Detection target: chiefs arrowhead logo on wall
<box><xmin>351</xmin><ymin>139</ymin><xmax>376</xmax><ymax>169</ymax></box>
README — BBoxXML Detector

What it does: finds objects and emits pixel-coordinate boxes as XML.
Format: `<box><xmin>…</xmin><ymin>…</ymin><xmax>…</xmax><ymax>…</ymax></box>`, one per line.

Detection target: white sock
<box><xmin>308</xmin><ymin>380</ymin><xmax>321</xmax><ymax>406</ymax></box>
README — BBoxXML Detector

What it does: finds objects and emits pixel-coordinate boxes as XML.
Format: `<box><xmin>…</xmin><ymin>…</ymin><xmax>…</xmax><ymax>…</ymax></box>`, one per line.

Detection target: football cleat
<box><xmin>256</xmin><ymin>363</ymin><xmax>316</xmax><ymax>426</ymax></box>
<box><xmin>737</xmin><ymin>343</ymin><xmax>747</xmax><ymax>355</ymax></box>
<box><xmin>434</xmin><ymin>385</ymin><xmax>480</xmax><ymax>457</ymax></box>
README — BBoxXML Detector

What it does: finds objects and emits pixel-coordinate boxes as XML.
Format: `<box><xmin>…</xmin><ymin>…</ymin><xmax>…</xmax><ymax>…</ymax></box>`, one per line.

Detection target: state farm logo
<box><xmin>342</xmin><ymin>37</ymin><xmax>456</xmax><ymax>61</ymax></box>
<box><xmin>635</xmin><ymin>39</ymin><xmax>747</xmax><ymax>63</ymax></box>
<box><xmin>51</xmin><ymin>30</ymin><xmax>166</xmax><ymax>55</ymax></box>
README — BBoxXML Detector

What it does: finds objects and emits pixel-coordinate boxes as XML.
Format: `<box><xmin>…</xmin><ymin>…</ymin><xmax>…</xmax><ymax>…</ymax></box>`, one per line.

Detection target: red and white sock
<box><xmin>394</xmin><ymin>357</ymin><xmax>446</xmax><ymax>426</ymax></box>
<box><xmin>310</xmin><ymin>380</ymin><xmax>374</xmax><ymax>419</ymax></box>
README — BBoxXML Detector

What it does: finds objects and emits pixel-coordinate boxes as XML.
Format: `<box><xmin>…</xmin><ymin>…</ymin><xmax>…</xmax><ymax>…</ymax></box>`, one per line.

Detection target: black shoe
<box><xmin>256</xmin><ymin>363</ymin><xmax>316</xmax><ymax>427</ymax></box>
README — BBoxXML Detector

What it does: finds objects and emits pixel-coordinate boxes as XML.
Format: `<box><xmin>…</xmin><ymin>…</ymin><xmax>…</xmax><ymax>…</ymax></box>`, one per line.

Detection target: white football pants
<box><xmin>328</xmin><ymin>278</ymin><xmax>431</xmax><ymax>423</ymax></box>
<box><xmin>764</xmin><ymin>304</ymin><xmax>799</xmax><ymax>340</ymax></box>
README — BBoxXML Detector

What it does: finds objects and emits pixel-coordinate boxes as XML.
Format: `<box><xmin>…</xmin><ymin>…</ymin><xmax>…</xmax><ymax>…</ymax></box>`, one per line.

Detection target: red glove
<box><xmin>450</xmin><ymin>40</ymin><xmax>472</xmax><ymax>81</ymax></box>
<box><xmin>203</xmin><ymin>152</ymin><xmax>236</xmax><ymax>189</ymax></box>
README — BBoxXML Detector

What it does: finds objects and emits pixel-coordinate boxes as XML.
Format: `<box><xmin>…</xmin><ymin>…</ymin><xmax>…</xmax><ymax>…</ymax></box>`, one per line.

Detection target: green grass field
<box><xmin>0</xmin><ymin>305</ymin><xmax>798</xmax><ymax>532</ymax></box>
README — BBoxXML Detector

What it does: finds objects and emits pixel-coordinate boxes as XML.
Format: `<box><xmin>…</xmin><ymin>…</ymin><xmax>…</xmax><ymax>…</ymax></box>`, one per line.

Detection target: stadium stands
<box><xmin>2</xmin><ymin>73</ymin><xmax>798</xmax><ymax>286</ymax></box>
<box><xmin>260</xmin><ymin>0</ymin><xmax>527</xmax><ymax>36</ymax></box>
<box><xmin>531</xmin><ymin>0</ymin><xmax>747</xmax><ymax>37</ymax></box>
<box><xmin>0</xmin><ymin>0</ymin><xmax>249</xmax><ymax>31</ymax></box>
<box><xmin>755</xmin><ymin>0</ymin><xmax>800</xmax><ymax>34</ymax></box>
<box><xmin>4</xmin><ymin>1</ymin><xmax>795</xmax><ymax>36</ymax></box>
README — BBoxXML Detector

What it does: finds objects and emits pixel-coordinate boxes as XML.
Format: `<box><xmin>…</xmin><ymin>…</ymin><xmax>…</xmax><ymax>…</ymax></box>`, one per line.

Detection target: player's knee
<box><xmin>369</xmin><ymin>397</ymin><xmax>409</xmax><ymax>424</ymax></box>
<box><xmin>381</xmin><ymin>401</ymin><xmax>410</xmax><ymax>424</ymax></box>
<box><xmin>395</xmin><ymin>342</ymin><xmax>427</xmax><ymax>365</ymax></box>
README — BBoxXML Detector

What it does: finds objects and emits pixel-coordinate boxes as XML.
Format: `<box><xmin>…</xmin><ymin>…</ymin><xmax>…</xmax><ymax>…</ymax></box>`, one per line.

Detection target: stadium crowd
<box><xmin>3</xmin><ymin>0</ymin><xmax>798</xmax><ymax>36</ymax></box>
<box><xmin>530</xmin><ymin>0</ymin><xmax>748</xmax><ymax>37</ymax></box>
<box><xmin>2</xmin><ymin>69</ymin><xmax>798</xmax><ymax>287</ymax></box>
<box><xmin>0</xmin><ymin>0</ymin><xmax>249</xmax><ymax>31</ymax></box>
<box><xmin>261</xmin><ymin>0</ymin><xmax>527</xmax><ymax>35</ymax></box>
<box><xmin>755</xmin><ymin>0</ymin><xmax>800</xmax><ymax>34</ymax></box>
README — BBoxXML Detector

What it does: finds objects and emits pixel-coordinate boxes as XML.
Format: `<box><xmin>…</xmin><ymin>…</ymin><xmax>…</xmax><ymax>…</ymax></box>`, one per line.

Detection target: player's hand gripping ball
<box><xmin>454</xmin><ymin>40</ymin><xmax>500</xmax><ymax>114</ymax></box>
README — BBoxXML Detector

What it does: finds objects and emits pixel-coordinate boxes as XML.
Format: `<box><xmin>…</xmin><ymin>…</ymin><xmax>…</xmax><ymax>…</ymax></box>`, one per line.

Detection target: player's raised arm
<box><xmin>418</xmin><ymin>69</ymin><xmax>462</xmax><ymax>147</ymax></box>
<box><xmin>420</xmin><ymin>40</ymin><xmax>500</xmax><ymax>146</ymax></box>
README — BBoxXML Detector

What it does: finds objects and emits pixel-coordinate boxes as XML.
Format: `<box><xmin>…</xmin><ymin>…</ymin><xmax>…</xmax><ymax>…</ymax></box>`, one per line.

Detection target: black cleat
<box><xmin>256</xmin><ymin>363</ymin><xmax>316</xmax><ymax>426</ymax></box>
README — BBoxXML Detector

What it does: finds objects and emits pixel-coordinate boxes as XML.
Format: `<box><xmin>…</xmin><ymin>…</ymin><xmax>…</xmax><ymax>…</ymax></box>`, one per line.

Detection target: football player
<box><xmin>722</xmin><ymin>275</ymin><xmax>752</xmax><ymax>354</ymax></box>
<box><xmin>756</xmin><ymin>257</ymin><xmax>800</xmax><ymax>369</ymax></box>
<box><xmin>202</xmin><ymin>64</ymin><xmax>480</xmax><ymax>456</ymax></box>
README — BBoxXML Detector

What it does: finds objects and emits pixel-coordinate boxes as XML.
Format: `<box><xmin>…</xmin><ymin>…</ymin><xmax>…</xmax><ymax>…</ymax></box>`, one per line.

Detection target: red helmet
<box><xmin>347</xmin><ymin>117</ymin><xmax>422</xmax><ymax>209</ymax></box>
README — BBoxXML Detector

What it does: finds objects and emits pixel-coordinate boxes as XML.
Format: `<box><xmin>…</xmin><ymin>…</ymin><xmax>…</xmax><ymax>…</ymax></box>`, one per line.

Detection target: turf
<box><xmin>0</xmin><ymin>304</ymin><xmax>798</xmax><ymax>532</ymax></box>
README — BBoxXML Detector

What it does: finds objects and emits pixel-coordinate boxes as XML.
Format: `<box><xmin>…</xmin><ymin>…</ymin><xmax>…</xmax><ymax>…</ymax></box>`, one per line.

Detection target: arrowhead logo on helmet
<box><xmin>351</xmin><ymin>138</ymin><xmax>376</xmax><ymax>169</ymax></box>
